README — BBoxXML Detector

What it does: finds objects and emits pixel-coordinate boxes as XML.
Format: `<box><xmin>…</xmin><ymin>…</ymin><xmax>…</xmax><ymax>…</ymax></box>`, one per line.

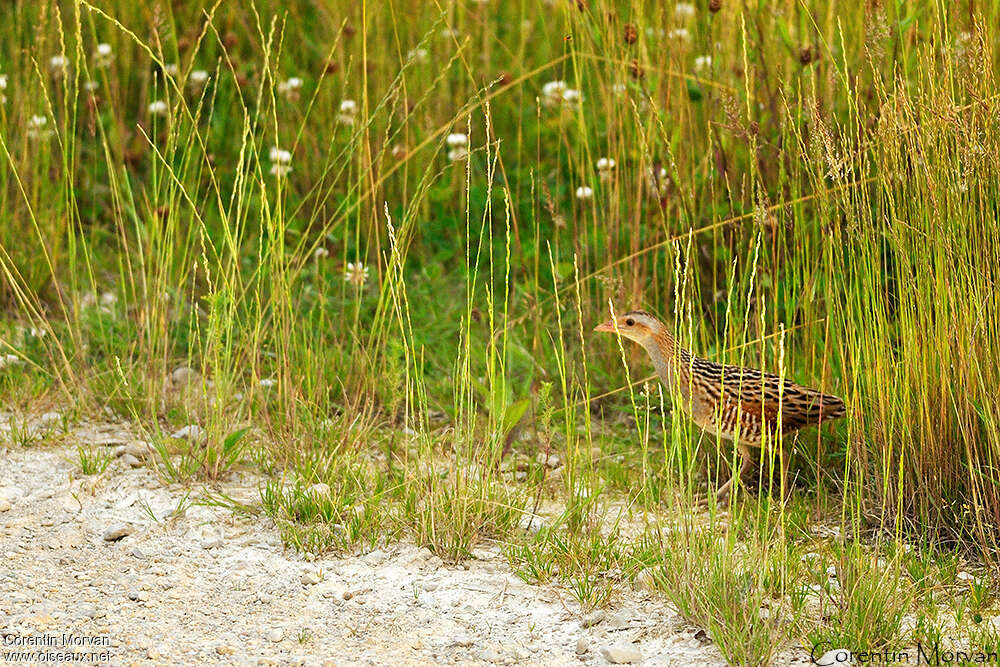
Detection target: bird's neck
<box><xmin>641</xmin><ymin>327</ymin><xmax>692</xmax><ymax>391</ymax></box>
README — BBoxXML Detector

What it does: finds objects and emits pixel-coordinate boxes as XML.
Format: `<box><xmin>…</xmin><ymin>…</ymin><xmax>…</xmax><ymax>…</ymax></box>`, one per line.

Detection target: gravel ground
<box><xmin>0</xmin><ymin>415</ymin><xmax>742</xmax><ymax>666</ymax></box>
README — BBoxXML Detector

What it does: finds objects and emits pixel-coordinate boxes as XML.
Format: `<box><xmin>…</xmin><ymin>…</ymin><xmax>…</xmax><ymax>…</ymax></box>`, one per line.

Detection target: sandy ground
<box><xmin>0</xmin><ymin>414</ymin><xmax>795</xmax><ymax>666</ymax></box>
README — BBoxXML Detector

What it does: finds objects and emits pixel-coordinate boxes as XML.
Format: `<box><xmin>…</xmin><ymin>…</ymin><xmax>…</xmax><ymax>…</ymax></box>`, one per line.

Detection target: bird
<box><xmin>594</xmin><ymin>309</ymin><xmax>846</xmax><ymax>500</ymax></box>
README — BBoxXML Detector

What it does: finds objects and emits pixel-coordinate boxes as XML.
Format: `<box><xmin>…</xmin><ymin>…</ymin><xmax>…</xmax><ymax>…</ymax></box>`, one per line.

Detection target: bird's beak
<box><xmin>593</xmin><ymin>320</ymin><xmax>615</xmax><ymax>333</ymax></box>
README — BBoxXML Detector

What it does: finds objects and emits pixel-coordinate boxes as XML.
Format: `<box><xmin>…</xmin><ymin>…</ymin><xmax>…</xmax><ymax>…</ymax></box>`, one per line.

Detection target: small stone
<box><xmin>957</xmin><ymin>571</ymin><xmax>976</xmax><ymax>583</ymax></box>
<box><xmin>171</xmin><ymin>366</ymin><xmax>200</xmax><ymax>386</ymax></box>
<box><xmin>420</xmin><ymin>580</ymin><xmax>438</xmax><ymax>592</ymax></box>
<box><xmin>171</xmin><ymin>424</ymin><xmax>205</xmax><ymax>441</ymax></box>
<box><xmin>146</xmin><ymin>647</ymin><xmax>162</xmax><ymax>660</ymax></box>
<box><xmin>300</xmin><ymin>570</ymin><xmax>322</xmax><ymax>586</ymax></box>
<box><xmin>123</xmin><ymin>441</ymin><xmax>154</xmax><ymax>458</ymax></box>
<box><xmin>600</xmin><ymin>644</ymin><xmax>642</xmax><ymax>664</ymax></box>
<box><xmin>634</xmin><ymin>568</ymin><xmax>657</xmax><ymax>592</ymax></box>
<box><xmin>450</xmin><ymin>636</ymin><xmax>474</xmax><ymax>648</ymax></box>
<box><xmin>582</xmin><ymin>610</ymin><xmax>606</xmax><ymax>628</ymax></box>
<box><xmin>36</xmin><ymin>412</ymin><xmax>63</xmax><ymax>429</ymax></box>
<box><xmin>306</xmin><ymin>483</ymin><xmax>331</xmax><ymax>499</ymax></box>
<box><xmin>0</xmin><ymin>499</ymin><xmax>11</xmax><ymax>512</ymax></box>
<box><xmin>130</xmin><ymin>547</ymin><xmax>146</xmax><ymax>559</ymax></box>
<box><xmin>127</xmin><ymin>590</ymin><xmax>148</xmax><ymax>601</ymax></box>
<box><xmin>576</xmin><ymin>638</ymin><xmax>589</xmax><ymax>655</ymax></box>
<box><xmin>265</xmin><ymin>628</ymin><xmax>284</xmax><ymax>643</ymax></box>
<box><xmin>201</xmin><ymin>535</ymin><xmax>224</xmax><ymax>550</ymax></box>
<box><xmin>363</xmin><ymin>549</ymin><xmax>387</xmax><ymax>566</ymax></box>
<box><xmin>121</xmin><ymin>454</ymin><xmax>142</xmax><ymax>468</ymax></box>
<box><xmin>216</xmin><ymin>644</ymin><xmax>235</xmax><ymax>656</ymax></box>
<box><xmin>816</xmin><ymin>649</ymin><xmax>852</xmax><ymax>666</ymax></box>
<box><xmin>536</xmin><ymin>451</ymin><xmax>561</xmax><ymax>468</ymax></box>
<box><xmin>518</xmin><ymin>514</ymin><xmax>546</xmax><ymax>534</ymax></box>
<box><xmin>103</xmin><ymin>523</ymin><xmax>132</xmax><ymax>541</ymax></box>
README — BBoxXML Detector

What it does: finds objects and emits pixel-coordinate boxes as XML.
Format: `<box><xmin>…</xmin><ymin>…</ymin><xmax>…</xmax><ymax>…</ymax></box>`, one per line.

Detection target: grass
<box><xmin>2</xmin><ymin>0</ymin><xmax>1000</xmax><ymax>663</ymax></box>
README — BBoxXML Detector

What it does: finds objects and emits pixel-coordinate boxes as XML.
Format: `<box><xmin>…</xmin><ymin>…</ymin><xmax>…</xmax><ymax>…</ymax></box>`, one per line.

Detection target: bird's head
<box><xmin>593</xmin><ymin>310</ymin><xmax>662</xmax><ymax>345</ymax></box>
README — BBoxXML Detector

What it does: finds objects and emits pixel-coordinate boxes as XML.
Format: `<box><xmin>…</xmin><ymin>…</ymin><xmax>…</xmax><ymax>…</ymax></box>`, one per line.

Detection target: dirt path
<box><xmin>0</xmin><ymin>417</ymin><xmax>736</xmax><ymax>666</ymax></box>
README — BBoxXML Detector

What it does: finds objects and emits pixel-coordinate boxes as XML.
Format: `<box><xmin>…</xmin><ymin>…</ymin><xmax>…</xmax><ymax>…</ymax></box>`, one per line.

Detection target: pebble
<box><xmin>301</xmin><ymin>570</ymin><xmax>322</xmax><ymax>586</ymax></box>
<box><xmin>123</xmin><ymin>441</ymin><xmax>155</xmax><ymax>459</ymax></box>
<box><xmin>634</xmin><ymin>568</ymin><xmax>656</xmax><ymax>592</ymax></box>
<box><xmin>420</xmin><ymin>580</ymin><xmax>438</xmax><ymax>592</ymax></box>
<box><xmin>536</xmin><ymin>452</ymin><xmax>561</xmax><ymax>468</ymax></box>
<box><xmin>600</xmin><ymin>644</ymin><xmax>642</xmax><ymax>664</ymax></box>
<box><xmin>171</xmin><ymin>366</ymin><xmax>201</xmax><ymax>386</ymax></box>
<box><xmin>266</xmin><ymin>628</ymin><xmax>284</xmax><ymax>643</ymax></box>
<box><xmin>201</xmin><ymin>535</ymin><xmax>224</xmax><ymax>550</ymax></box>
<box><xmin>518</xmin><ymin>514</ymin><xmax>546</xmax><ymax>534</ymax></box>
<box><xmin>127</xmin><ymin>590</ymin><xmax>149</xmax><ymax>602</ymax></box>
<box><xmin>957</xmin><ymin>571</ymin><xmax>976</xmax><ymax>583</ymax></box>
<box><xmin>121</xmin><ymin>454</ymin><xmax>142</xmax><ymax>468</ymax></box>
<box><xmin>36</xmin><ymin>412</ymin><xmax>63</xmax><ymax>430</ymax></box>
<box><xmin>103</xmin><ymin>523</ymin><xmax>132</xmax><ymax>541</ymax></box>
<box><xmin>363</xmin><ymin>549</ymin><xmax>388</xmax><ymax>566</ymax></box>
<box><xmin>171</xmin><ymin>424</ymin><xmax>205</xmax><ymax>441</ymax></box>
<box><xmin>0</xmin><ymin>499</ymin><xmax>11</xmax><ymax>512</ymax></box>
<box><xmin>581</xmin><ymin>610</ymin><xmax>606</xmax><ymax>628</ymax></box>
<box><xmin>306</xmin><ymin>483</ymin><xmax>331</xmax><ymax>499</ymax></box>
<box><xmin>576</xmin><ymin>638</ymin><xmax>589</xmax><ymax>655</ymax></box>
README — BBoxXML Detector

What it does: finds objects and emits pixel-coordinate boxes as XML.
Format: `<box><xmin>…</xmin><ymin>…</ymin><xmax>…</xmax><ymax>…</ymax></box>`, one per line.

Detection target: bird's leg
<box><xmin>716</xmin><ymin>443</ymin><xmax>754</xmax><ymax>501</ymax></box>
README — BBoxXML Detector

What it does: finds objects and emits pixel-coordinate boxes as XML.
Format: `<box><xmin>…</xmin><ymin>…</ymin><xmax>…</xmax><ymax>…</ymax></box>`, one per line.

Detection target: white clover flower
<box><xmin>338</xmin><ymin>99</ymin><xmax>358</xmax><ymax>125</ymax></box>
<box><xmin>406</xmin><ymin>48</ymin><xmax>429</xmax><ymax>63</ymax></box>
<box><xmin>541</xmin><ymin>80</ymin><xmax>567</xmax><ymax>107</ymax></box>
<box><xmin>259</xmin><ymin>378</ymin><xmax>276</xmax><ymax>388</ymax></box>
<box><xmin>49</xmin><ymin>54</ymin><xmax>68</xmax><ymax>74</ymax></box>
<box><xmin>27</xmin><ymin>114</ymin><xmax>53</xmax><ymax>140</ymax></box>
<box><xmin>0</xmin><ymin>354</ymin><xmax>24</xmax><ymax>369</ymax></box>
<box><xmin>612</xmin><ymin>82</ymin><xmax>626</xmax><ymax>96</ymax></box>
<box><xmin>189</xmin><ymin>70</ymin><xmax>209</xmax><ymax>86</ymax></box>
<box><xmin>694</xmin><ymin>55</ymin><xmax>712</xmax><ymax>72</ymax></box>
<box><xmin>148</xmin><ymin>100</ymin><xmax>168</xmax><ymax>116</ymax></box>
<box><xmin>668</xmin><ymin>28</ymin><xmax>690</xmax><ymax>42</ymax></box>
<box><xmin>646</xmin><ymin>166</ymin><xmax>671</xmax><ymax>197</ymax></box>
<box><xmin>575</xmin><ymin>186</ymin><xmax>594</xmax><ymax>200</ymax></box>
<box><xmin>27</xmin><ymin>327</ymin><xmax>48</xmax><ymax>338</ymax></box>
<box><xmin>596</xmin><ymin>158</ymin><xmax>616</xmax><ymax>171</ymax></box>
<box><xmin>277</xmin><ymin>76</ymin><xmax>303</xmax><ymax>100</ymax></box>
<box><xmin>562</xmin><ymin>88</ymin><xmax>583</xmax><ymax>104</ymax></box>
<box><xmin>83</xmin><ymin>80</ymin><xmax>99</xmax><ymax>93</ymax></box>
<box><xmin>674</xmin><ymin>3</ymin><xmax>696</xmax><ymax>19</ymax></box>
<box><xmin>446</xmin><ymin>133</ymin><xmax>469</xmax><ymax>161</ymax></box>
<box><xmin>313</xmin><ymin>246</ymin><xmax>330</xmax><ymax>259</ymax></box>
<box><xmin>344</xmin><ymin>261</ymin><xmax>369</xmax><ymax>286</ymax></box>
<box><xmin>269</xmin><ymin>146</ymin><xmax>293</xmax><ymax>177</ymax></box>
<box><xmin>162</xmin><ymin>63</ymin><xmax>179</xmax><ymax>77</ymax></box>
<box><xmin>441</xmin><ymin>28</ymin><xmax>460</xmax><ymax>39</ymax></box>
<box><xmin>94</xmin><ymin>43</ymin><xmax>113</xmax><ymax>67</ymax></box>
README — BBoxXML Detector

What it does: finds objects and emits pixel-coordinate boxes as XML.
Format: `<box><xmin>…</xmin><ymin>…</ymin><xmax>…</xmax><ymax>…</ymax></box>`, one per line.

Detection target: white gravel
<box><xmin>0</xmin><ymin>417</ymin><xmax>732</xmax><ymax>665</ymax></box>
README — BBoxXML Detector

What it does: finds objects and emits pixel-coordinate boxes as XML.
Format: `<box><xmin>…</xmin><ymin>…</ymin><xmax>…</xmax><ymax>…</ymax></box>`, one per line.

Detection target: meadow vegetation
<box><xmin>2</xmin><ymin>0</ymin><xmax>999</xmax><ymax>662</ymax></box>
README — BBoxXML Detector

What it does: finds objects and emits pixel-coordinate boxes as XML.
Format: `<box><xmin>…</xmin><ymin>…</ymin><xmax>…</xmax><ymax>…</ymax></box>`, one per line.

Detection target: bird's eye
<box><xmin>625</xmin><ymin>318</ymin><xmax>635</xmax><ymax>326</ymax></box>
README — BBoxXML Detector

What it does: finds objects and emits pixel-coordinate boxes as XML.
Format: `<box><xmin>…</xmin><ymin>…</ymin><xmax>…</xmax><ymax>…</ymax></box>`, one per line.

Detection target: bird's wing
<box><xmin>695</xmin><ymin>359</ymin><xmax>845</xmax><ymax>431</ymax></box>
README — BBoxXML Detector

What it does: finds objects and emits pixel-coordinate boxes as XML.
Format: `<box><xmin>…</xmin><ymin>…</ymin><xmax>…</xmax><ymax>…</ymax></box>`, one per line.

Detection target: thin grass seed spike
<box><xmin>595</xmin><ymin>310</ymin><xmax>846</xmax><ymax>499</ymax></box>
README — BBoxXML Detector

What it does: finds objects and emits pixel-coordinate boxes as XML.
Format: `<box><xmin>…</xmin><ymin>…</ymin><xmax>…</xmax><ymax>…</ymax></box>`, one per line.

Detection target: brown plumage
<box><xmin>595</xmin><ymin>309</ymin><xmax>846</xmax><ymax>499</ymax></box>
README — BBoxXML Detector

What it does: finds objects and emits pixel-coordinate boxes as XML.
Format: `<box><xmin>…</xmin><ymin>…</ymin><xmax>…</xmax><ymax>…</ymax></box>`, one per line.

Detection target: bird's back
<box><xmin>678</xmin><ymin>354</ymin><xmax>845</xmax><ymax>443</ymax></box>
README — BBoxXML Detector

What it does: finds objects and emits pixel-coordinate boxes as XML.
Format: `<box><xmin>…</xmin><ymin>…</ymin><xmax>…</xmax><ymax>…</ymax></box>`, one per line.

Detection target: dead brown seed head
<box><xmin>623</xmin><ymin>24</ymin><xmax>638</xmax><ymax>45</ymax></box>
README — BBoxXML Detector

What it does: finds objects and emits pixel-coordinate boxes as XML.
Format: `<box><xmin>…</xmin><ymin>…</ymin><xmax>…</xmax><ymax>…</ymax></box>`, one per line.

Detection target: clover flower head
<box><xmin>95</xmin><ymin>43</ymin><xmax>113</xmax><ymax>67</ymax></box>
<box><xmin>575</xmin><ymin>186</ymin><xmax>594</xmax><ymax>200</ymax></box>
<box><xmin>148</xmin><ymin>100</ymin><xmax>168</xmax><ymax>116</ymax></box>
<box><xmin>345</xmin><ymin>261</ymin><xmax>369</xmax><ymax>286</ymax></box>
